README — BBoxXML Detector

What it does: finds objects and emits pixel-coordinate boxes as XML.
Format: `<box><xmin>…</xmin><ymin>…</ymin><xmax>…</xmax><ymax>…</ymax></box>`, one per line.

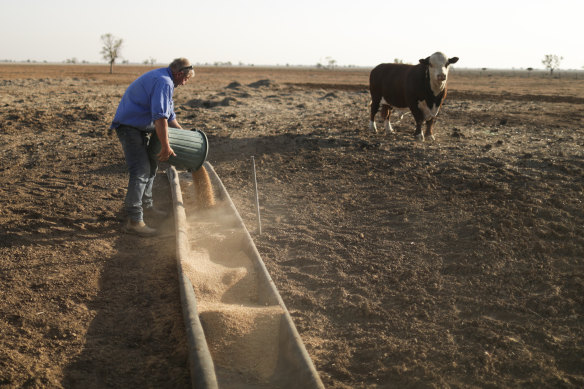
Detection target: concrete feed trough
<box><xmin>167</xmin><ymin>163</ymin><xmax>324</xmax><ymax>389</ymax></box>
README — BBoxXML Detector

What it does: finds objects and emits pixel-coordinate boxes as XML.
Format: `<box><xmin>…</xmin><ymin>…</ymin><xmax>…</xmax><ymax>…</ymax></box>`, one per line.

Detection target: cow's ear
<box><xmin>419</xmin><ymin>57</ymin><xmax>430</xmax><ymax>66</ymax></box>
<box><xmin>448</xmin><ymin>57</ymin><xmax>459</xmax><ymax>64</ymax></box>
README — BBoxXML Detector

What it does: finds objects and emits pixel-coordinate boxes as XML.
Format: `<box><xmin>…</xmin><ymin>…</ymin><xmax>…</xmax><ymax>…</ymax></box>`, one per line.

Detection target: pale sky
<box><xmin>1</xmin><ymin>0</ymin><xmax>582</xmax><ymax>70</ymax></box>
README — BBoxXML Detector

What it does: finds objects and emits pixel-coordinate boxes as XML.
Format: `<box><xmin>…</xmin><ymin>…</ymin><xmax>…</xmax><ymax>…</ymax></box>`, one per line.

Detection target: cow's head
<box><xmin>420</xmin><ymin>52</ymin><xmax>459</xmax><ymax>91</ymax></box>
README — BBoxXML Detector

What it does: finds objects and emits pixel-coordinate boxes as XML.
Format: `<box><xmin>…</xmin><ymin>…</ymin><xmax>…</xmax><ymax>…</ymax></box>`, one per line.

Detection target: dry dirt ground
<box><xmin>0</xmin><ymin>64</ymin><xmax>583</xmax><ymax>388</ymax></box>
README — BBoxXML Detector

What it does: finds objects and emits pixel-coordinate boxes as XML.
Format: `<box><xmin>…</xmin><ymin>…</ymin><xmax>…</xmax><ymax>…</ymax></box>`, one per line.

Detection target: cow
<box><xmin>369</xmin><ymin>52</ymin><xmax>459</xmax><ymax>141</ymax></box>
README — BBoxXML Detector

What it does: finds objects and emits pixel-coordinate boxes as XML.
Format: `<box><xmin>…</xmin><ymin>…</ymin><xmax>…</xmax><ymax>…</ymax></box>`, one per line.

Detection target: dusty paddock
<box><xmin>0</xmin><ymin>64</ymin><xmax>583</xmax><ymax>388</ymax></box>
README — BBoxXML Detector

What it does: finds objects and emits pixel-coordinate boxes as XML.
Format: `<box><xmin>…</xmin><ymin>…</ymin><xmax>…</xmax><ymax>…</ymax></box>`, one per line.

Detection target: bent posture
<box><xmin>110</xmin><ymin>58</ymin><xmax>194</xmax><ymax>236</ymax></box>
<box><xmin>369</xmin><ymin>52</ymin><xmax>458</xmax><ymax>141</ymax></box>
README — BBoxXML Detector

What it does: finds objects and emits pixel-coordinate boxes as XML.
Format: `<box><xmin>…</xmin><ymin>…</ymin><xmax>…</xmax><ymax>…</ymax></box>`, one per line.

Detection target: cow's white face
<box><xmin>429</xmin><ymin>52</ymin><xmax>450</xmax><ymax>83</ymax></box>
<box><xmin>421</xmin><ymin>52</ymin><xmax>459</xmax><ymax>95</ymax></box>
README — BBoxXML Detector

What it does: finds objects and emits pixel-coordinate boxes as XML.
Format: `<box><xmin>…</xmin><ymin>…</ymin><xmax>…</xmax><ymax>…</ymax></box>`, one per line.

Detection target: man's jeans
<box><xmin>116</xmin><ymin>126</ymin><xmax>157</xmax><ymax>222</ymax></box>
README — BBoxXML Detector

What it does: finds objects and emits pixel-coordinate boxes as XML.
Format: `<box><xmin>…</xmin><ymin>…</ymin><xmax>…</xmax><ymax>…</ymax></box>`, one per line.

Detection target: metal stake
<box><xmin>252</xmin><ymin>156</ymin><xmax>262</xmax><ymax>235</ymax></box>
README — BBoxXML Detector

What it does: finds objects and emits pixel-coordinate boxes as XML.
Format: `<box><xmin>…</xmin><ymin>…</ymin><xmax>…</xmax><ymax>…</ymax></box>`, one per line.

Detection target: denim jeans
<box><xmin>116</xmin><ymin>126</ymin><xmax>158</xmax><ymax>222</ymax></box>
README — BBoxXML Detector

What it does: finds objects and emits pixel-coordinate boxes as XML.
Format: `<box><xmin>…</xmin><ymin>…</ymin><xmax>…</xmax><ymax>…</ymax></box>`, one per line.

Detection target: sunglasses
<box><xmin>180</xmin><ymin>65</ymin><xmax>193</xmax><ymax>72</ymax></box>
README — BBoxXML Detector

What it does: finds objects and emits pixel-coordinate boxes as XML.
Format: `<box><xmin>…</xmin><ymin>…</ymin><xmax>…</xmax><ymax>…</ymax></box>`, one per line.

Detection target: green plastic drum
<box><xmin>148</xmin><ymin>128</ymin><xmax>209</xmax><ymax>171</ymax></box>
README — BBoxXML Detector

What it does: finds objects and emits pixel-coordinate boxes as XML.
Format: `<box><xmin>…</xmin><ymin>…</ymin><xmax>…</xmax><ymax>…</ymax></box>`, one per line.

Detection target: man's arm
<box><xmin>168</xmin><ymin>119</ymin><xmax>182</xmax><ymax>129</ymax></box>
<box><xmin>154</xmin><ymin>118</ymin><xmax>176</xmax><ymax>162</ymax></box>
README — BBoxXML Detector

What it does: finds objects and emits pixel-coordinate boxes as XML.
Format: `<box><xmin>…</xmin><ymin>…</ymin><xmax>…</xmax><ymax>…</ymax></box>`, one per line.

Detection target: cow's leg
<box><xmin>369</xmin><ymin>96</ymin><xmax>381</xmax><ymax>133</ymax></box>
<box><xmin>380</xmin><ymin>105</ymin><xmax>395</xmax><ymax>133</ymax></box>
<box><xmin>424</xmin><ymin>118</ymin><xmax>436</xmax><ymax>141</ymax></box>
<box><xmin>411</xmin><ymin>109</ymin><xmax>425</xmax><ymax>141</ymax></box>
<box><xmin>414</xmin><ymin>121</ymin><xmax>425</xmax><ymax>141</ymax></box>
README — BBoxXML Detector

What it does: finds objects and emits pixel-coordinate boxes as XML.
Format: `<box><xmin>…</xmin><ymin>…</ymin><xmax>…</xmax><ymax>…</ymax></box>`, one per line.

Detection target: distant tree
<box><xmin>393</xmin><ymin>58</ymin><xmax>404</xmax><ymax>64</ymax></box>
<box><xmin>541</xmin><ymin>54</ymin><xmax>563</xmax><ymax>76</ymax></box>
<box><xmin>323</xmin><ymin>56</ymin><xmax>337</xmax><ymax>69</ymax></box>
<box><xmin>143</xmin><ymin>57</ymin><xmax>156</xmax><ymax>65</ymax></box>
<box><xmin>100</xmin><ymin>33</ymin><xmax>123</xmax><ymax>74</ymax></box>
<box><xmin>527</xmin><ymin>67</ymin><xmax>533</xmax><ymax>78</ymax></box>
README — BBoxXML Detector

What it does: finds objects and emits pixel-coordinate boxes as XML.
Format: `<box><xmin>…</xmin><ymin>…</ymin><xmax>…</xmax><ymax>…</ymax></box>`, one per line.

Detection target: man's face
<box><xmin>174</xmin><ymin>66</ymin><xmax>193</xmax><ymax>87</ymax></box>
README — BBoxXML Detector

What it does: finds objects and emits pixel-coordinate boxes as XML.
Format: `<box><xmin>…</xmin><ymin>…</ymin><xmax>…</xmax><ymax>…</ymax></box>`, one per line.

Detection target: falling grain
<box><xmin>192</xmin><ymin>166</ymin><xmax>216</xmax><ymax>208</ymax></box>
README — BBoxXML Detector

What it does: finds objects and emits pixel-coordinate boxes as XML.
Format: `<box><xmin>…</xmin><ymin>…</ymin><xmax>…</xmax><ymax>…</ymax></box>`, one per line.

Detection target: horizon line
<box><xmin>1</xmin><ymin>60</ymin><xmax>583</xmax><ymax>72</ymax></box>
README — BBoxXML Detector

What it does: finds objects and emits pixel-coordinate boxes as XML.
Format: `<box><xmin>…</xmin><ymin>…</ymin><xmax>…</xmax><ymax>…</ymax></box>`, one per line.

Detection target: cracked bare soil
<box><xmin>0</xmin><ymin>64</ymin><xmax>583</xmax><ymax>388</ymax></box>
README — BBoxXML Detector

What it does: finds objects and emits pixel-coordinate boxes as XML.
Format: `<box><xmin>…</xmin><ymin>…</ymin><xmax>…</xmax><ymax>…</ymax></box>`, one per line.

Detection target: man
<box><xmin>110</xmin><ymin>58</ymin><xmax>194</xmax><ymax>236</ymax></box>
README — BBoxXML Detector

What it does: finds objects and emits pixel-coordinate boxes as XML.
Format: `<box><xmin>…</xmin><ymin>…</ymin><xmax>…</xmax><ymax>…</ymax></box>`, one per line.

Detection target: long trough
<box><xmin>167</xmin><ymin>163</ymin><xmax>324</xmax><ymax>389</ymax></box>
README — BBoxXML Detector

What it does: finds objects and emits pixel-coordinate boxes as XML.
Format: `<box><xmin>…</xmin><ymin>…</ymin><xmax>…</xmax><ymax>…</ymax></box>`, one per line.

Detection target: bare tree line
<box><xmin>97</xmin><ymin>34</ymin><xmax>578</xmax><ymax>76</ymax></box>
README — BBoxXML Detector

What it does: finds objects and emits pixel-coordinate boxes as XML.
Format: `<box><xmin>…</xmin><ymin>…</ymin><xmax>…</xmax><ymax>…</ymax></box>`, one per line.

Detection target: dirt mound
<box><xmin>247</xmin><ymin>79</ymin><xmax>275</xmax><ymax>88</ymax></box>
<box><xmin>187</xmin><ymin>97</ymin><xmax>236</xmax><ymax>108</ymax></box>
<box><xmin>225</xmin><ymin>81</ymin><xmax>242</xmax><ymax>89</ymax></box>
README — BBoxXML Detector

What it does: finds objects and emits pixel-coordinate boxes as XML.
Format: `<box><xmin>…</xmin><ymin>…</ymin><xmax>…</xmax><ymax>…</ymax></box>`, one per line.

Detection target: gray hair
<box><xmin>169</xmin><ymin>58</ymin><xmax>194</xmax><ymax>78</ymax></box>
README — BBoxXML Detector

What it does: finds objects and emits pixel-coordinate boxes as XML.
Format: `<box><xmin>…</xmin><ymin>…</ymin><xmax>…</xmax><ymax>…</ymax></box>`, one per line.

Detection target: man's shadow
<box><xmin>62</xmin><ymin>174</ymin><xmax>191</xmax><ymax>388</ymax></box>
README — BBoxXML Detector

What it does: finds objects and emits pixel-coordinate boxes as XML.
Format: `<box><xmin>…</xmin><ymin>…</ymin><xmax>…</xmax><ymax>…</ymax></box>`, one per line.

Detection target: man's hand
<box><xmin>154</xmin><ymin>118</ymin><xmax>176</xmax><ymax>161</ymax></box>
<box><xmin>157</xmin><ymin>145</ymin><xmax>176</xmax><ymax>162</ymax></box>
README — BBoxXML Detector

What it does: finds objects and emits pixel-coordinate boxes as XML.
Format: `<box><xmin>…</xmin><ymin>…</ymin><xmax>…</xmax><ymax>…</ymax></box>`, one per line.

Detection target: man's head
<box><xmin>170</xmin><ymin>58</ymin><xmax>194</xmax><ymax>87</ymax></box>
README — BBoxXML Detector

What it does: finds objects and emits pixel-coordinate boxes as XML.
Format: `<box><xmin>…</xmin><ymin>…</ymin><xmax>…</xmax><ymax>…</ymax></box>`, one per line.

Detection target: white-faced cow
<box><xmin>369</xmin><ymin>52</ymin><xmax>459</xmax><ymax>141</ymax></box>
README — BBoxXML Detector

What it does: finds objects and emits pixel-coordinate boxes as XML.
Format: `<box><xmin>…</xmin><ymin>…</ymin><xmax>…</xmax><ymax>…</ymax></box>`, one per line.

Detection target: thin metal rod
<box><xmin>252</xmin><ymin>156</ymin><xmax>262</xmax><ymax>235</ymax></box>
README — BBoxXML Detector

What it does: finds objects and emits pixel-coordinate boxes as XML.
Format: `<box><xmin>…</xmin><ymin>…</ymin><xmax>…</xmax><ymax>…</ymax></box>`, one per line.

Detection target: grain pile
<box><xmin>181</xmin><ymin>176</ymin><xmax>285</xmax><ymax>385</ymax></box>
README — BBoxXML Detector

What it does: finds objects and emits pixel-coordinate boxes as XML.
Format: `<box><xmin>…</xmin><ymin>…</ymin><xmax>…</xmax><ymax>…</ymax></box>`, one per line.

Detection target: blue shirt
<box><xmin>110</xmin><ymin>67</ymin><xmax>176</xmax><ymax>130</ymax></box>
